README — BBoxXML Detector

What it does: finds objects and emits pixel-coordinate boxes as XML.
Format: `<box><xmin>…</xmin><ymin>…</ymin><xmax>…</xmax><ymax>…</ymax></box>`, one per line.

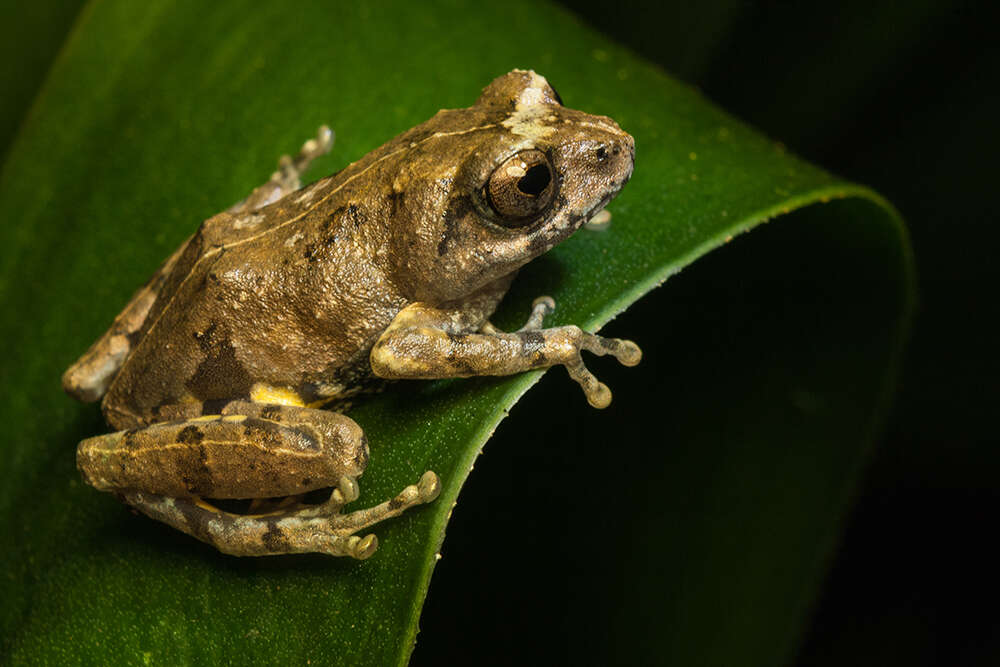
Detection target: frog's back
<box><xmin>103</xmin><ymin>173</ymin><xmax>409</xmax><ymax>430</ymax></box>
<box><xmin>98</xmin><ymin>93</ymin><xmax>550</xmax><ymax>429</ymax></box>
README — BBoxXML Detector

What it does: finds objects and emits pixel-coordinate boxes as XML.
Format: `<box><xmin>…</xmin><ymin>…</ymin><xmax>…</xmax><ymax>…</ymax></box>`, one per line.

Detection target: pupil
<box><xmin>517</xmin><ymin>164</ymin><xmax>551</xmax><ymax>196</ymax></box>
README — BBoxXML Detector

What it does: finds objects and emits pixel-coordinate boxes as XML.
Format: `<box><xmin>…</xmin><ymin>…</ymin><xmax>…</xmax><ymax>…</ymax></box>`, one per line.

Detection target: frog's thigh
<box><xmin>62</xmin><ymin>236</ymin><xmax>192</xmax><ymax>403</ymax></box>
<box><xmin>77</xmin><ymin>405</ymin><xmax>369</xmax><ymax>499</ymax></box>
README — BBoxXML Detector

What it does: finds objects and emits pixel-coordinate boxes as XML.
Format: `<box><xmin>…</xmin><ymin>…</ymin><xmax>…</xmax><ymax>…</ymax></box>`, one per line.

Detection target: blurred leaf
<box><xmin>0</xmin><ymin>1</ymin><xmax>911</xmax><ymax>665</ymax></box>
<box><xmin>0</xmin><ymin>0</ymin><xmax>86</xmax><ymax>160</ymax></box>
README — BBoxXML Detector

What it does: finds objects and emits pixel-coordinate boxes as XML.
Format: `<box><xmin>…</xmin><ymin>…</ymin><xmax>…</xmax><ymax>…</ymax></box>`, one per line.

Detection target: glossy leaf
<box><xmin>0</xmin><ymin>1</ymin><xmax>912</xmax><ymax>664</ymax></box>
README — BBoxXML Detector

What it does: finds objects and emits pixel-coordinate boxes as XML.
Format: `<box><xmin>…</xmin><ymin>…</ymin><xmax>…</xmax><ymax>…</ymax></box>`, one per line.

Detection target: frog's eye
<box><xmin>485</xmin><ymin>150</ymin><xmax>556</xmax><ymax>226</ymax></box>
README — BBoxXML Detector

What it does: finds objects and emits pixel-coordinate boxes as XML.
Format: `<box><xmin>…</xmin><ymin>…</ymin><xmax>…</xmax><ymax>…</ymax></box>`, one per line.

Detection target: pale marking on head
<box><xmin>295</xmin><ymin>188</ymin><xmax>316</xmax><ymax>205</ymax></box>
<box><xmin>284</xmin><ymin>231</ymin><xmax>304</xmax><ymax>248</ymax></box>
<box><xmin>500</xmin><ymin>73</ymin><xmax>559</xmax><ymax>140</ymax></box>
<box><xmin>502</xmin><ymin>105</ymin><xmax>556</xmax><ymax>141</ymax></box>
<box><xmin>574</xmin><ymin>119</ymin><xmax>630</xmax><ymax>138</ymax></box>
<box><xmin>519</xmin><ymin>86</ymin><xmax>547</xmax><ymax>107</ymax></box>
<box><xmin>514</xmin><ymin>70</ymin><xmax>553</xmax><ymax>107</ymax></box>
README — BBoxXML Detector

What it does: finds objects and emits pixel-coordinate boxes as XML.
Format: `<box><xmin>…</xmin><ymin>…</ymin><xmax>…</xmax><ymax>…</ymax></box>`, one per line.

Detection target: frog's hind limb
<box><xmin>119</xmin><ymin>470</ymin><xmax>440</xmax><ymax>558</ymax></box>
<box><xmin>76</xmin><ymin>403</ymin><xmax>440</xmax><ymax>558</ymax></box>
<box><xmin>371</xmin><ymin>296</ymin><xmax>641</xmax><ymax>409</ymax></box>
<box><xmin>62</xmin><ymin>128</ymin><xmax>334</xmax><ymax>403</ymax></box>
<box><xmin>62</xmin><ymin>237</ymin><xmax>192</xmax><ymax>402</ymax></box>
<box><xmin>228</xmin><ymin>125</ymin><xmax>334</xmax><ymax>213</ymax></box>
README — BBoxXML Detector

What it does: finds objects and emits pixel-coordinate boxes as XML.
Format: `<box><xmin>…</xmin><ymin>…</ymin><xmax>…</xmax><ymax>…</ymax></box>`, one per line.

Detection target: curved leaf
<box><xmin>0</xmin><ymin>1</ymin><xmax>912</xmax><ymax>664</ymax></box>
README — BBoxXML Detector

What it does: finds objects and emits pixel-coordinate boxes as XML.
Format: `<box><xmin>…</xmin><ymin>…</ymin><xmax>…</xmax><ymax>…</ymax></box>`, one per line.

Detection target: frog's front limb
<box><xmin>77</xmin><ymin>402</ymin><xmax>440</xmax><ymax>558</ymax></box>
<box><xmin>371</xmin><ymin>297</ymin><xmax>641</xmax><ymax>408</ymax></box>
<box><xmin>228</xmin><ymin>125</ymin><xmax>334</xmax><ymax>213</ymax></box>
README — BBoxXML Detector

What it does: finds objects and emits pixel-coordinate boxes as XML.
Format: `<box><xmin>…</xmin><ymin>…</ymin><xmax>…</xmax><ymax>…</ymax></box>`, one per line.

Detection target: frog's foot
<box><xmin>121</xmin><ymin>471</ymin><xmax>440</xmax><ymax>559</ymax></box>
<box><xmin>477</xmin><ymin>295</ymin><xmax>554</xmax><ymax>335</ymax></box>
<box><xmin>229</xmin><ymin>125</ymin><xmax>335</xmax><ymax>213</ymax></box>
<box><xmin>516</xmin><ymin>296</ymin><xmax>556</xmax><ymax>332</ymax></box>
<box><xmin>273</xmin><ymin>124</ymin><xmax>335</xmax><ymax>191</ymax></box>
<box><xmin>552</xmin><ymin>323</ymin><xmax>642</xmax><ymax>408</ymax></box>
<box><xmin>584</xmin><ymin>207</ymin><xmax>612</xmax><ymax>231</ymax></box>
<box><xmin>513</xmin><ymin>295</ymin><xmax>641</xmax><ymax>408</ymax></box>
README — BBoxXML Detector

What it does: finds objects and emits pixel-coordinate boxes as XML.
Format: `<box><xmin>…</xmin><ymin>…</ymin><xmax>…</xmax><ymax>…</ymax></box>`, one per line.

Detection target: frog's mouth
<box><xmin>537</xmin><ymin>172</ymin><xmax>633</xmax><ymax>243</ymax></box>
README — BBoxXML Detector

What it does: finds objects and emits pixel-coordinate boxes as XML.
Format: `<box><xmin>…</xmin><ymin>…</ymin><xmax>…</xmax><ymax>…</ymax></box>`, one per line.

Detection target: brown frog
<box><xmin>63</xmin><ymin>70</ymin><xmax>640</xmax><ymax>559</ymax></box>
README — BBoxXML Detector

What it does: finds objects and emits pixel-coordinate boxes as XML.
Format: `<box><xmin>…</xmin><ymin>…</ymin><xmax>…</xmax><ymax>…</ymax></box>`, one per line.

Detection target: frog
<box><xmin>63</xmin><ymin>69</ymin><xmax>640</xmax><ymax>559</ymax></box>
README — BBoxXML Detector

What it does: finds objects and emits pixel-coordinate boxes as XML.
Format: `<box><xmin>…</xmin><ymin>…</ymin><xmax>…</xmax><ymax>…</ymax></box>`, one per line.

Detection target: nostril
<box><xmin>595</xmin><ymin>146</ymin><xmax>608</xmax><ymax>161</ymax></box>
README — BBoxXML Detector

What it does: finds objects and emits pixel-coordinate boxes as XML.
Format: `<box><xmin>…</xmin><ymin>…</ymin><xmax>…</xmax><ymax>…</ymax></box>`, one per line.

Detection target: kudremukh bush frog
<box><xmin>63</xmin><ymin>70</ymin><xmax>640</xmax><ymax>559</ymax></box>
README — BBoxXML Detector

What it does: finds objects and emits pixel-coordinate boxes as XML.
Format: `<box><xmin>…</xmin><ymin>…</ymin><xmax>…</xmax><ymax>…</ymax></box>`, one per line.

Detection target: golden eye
<box><xmin>485</xmin><ymin>150</ymin><xmax>555</xmax><ymax>226</ymax></box>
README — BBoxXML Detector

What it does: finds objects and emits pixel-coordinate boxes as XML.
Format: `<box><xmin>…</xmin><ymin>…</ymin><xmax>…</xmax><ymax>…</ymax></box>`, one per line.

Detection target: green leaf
<box><xmin>0</xmin><ymin>0</ymin><xmax>86</xmax><ymax>161</ymax></box>
<box><xmin>0</xmin><ymin>1</ymin><xmax>912</xmax><ymax>665</ymax></box>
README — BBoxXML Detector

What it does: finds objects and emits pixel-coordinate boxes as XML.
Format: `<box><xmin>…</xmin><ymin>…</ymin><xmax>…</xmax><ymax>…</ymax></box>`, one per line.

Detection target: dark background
<box><xmin>416</xmin><ymin>1</ymin><xmax>999</xmax><ymax>664</ymax></box>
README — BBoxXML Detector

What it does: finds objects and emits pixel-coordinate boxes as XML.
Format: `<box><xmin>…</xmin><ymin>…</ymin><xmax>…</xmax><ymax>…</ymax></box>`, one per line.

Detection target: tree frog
<box><xmin>63</xmin><ymin>70</ymin><xmax>640</xmax><ymax>559</ymax></box>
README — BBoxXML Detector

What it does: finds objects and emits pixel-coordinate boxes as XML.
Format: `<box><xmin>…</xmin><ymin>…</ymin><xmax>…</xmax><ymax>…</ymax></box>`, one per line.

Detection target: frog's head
<box><xmin>383</xmin><ymin>70</ymin><xmax>634</xmax><ymax>303</ymax></box>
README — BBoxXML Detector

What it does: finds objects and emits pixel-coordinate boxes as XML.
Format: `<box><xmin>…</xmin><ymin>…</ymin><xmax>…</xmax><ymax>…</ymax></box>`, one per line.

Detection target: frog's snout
<box><xmin>591</xmin><ymin>128</ymin><xmax>635</xmax><ymax>186</ymax></box>
<box><xmin>619</xmin><ymin>136</ymin><xmax>636</xmax><ymax>183</ymax></box>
